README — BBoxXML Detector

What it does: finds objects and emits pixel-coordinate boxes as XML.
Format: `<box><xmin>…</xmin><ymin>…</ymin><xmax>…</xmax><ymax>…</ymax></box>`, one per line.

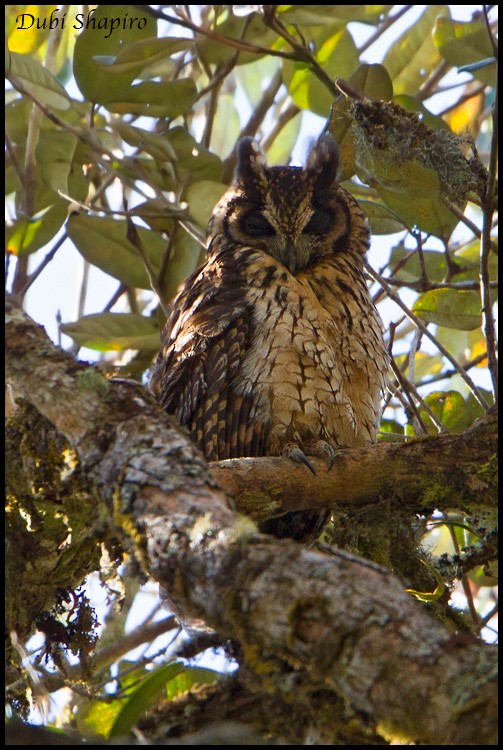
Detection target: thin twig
<box><xmin>18</xmin><ymin>233</ymin><xmax>68</xmax><ymax>297</ymax></box>
<box><xmin>261</xmin><ymin>103</ymin><xmax>301</xmax><ymax>153</ymax></box>
<box><xmin>480</xmin><ymin>69</ymin><xmax>499</xmax><ymax>401</ymax></box>
<box><xmin>447</xmin><ymin>522</ymin><xmax>480</xmax><ymax>628</ymax></box>
<box><xmin>239</xmin><ymin>67</ymin><xmax>283</xmax><ymax>141</ymax></box>
<box><xmin>483</xmin><ymin>5</ymin><xmax>498</xmax><ymax>59</ymax></box>
<box><xmin>436</xmin><ymin>83</ymin><xmax>486</xmax><ymax>117</ymax></box>
<box><xmin>201</xmin><ymin>56</ymin><xmax>239</xmax><ymax>149</ymax></box>
<box><xmin>441</xmin><ymin>196</ymin><xmax>482</xmax><ymax>238</ymax></box>
<box><xmin>358</xmin><ymin>5</ymin><xmax>414</xmax><ymax>56</ymax></box>
<box><xmin>418</xmin><ymin>60</ymin><xmax>451</xmax><ymax>101</ymax></box>
<box><xmin>415</xmin><ymin>351</ymin><xmax>489</xmax><ymax>389</ymax></box>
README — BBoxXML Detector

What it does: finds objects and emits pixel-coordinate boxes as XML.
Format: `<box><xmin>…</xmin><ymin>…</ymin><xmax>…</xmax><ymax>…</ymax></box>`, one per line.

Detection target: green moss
<box><xmin>76</xmin><ymin>368</ymin><xmax>110</xmax><ymax>398</ymax></box>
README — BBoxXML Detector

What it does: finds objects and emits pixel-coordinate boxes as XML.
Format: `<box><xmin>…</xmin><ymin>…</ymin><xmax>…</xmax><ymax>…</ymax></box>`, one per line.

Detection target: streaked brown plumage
<box><xmin>150</xmin><ymin>135</ymin><xmax>388</xmax><ymax>541</ymax></box>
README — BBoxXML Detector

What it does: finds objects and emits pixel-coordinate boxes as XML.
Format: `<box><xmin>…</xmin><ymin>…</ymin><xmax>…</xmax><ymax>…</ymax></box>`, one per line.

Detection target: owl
<box><xmin>150</xmin><ymin>135</ymin><xmax>388</xmax><ymax>542</ymax></box>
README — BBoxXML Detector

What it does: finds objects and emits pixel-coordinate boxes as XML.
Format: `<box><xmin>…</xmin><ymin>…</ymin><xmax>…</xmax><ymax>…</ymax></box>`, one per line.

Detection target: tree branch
<box><xmin>5</xmin><ymin>298</ymin><xmax>497</xmax><ymax>744</ymax></box>
<box><xmin>209</xmin><ymin>412</ymin><xmax>497</xmax><ymax>521</ymax></box>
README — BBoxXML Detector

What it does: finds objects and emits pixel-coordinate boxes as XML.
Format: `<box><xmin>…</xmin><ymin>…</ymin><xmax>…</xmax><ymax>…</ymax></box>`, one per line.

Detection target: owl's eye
<box><xmin>302</xmin><ymin>208</ymin><xmax>334</xmax><ymax>235</ymax></box>
<box><xmin>241</xmin><ymin>212</ymin><xmax>276</xmax><ymax>238</ymax></box>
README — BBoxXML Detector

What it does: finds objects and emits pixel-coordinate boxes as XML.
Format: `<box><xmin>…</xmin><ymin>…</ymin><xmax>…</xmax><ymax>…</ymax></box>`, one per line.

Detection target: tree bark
<box><xmin>5</xmin><ymin>297</ymin><xmax>498</xmax><ymax>744</ymax></box>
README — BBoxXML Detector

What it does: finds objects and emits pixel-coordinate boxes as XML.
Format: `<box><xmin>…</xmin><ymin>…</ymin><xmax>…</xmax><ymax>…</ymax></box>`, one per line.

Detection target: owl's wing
<box><xmin>150</xmin><ymin>253</ymin><xmax>268</xmax><ymax>461</ymax></box>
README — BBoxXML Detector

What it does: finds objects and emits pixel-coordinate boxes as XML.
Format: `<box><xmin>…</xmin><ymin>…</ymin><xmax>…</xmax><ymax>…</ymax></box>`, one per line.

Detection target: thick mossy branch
<box><xmin>5</xmin><ymin>297</ymin><xmax>498</xmax><ymax>744</ymax></box>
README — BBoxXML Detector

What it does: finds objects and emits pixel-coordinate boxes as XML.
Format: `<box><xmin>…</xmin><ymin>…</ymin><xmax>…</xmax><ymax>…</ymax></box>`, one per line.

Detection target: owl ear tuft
<box><xmin>307</xmin><ymin>135</ymin><xmax>339</xmax><ymax>188</ymax></box>
<box><xmin>235</xmin><ymin>138</ymin><xmax>266</xmax><ymax>185</ymax></box>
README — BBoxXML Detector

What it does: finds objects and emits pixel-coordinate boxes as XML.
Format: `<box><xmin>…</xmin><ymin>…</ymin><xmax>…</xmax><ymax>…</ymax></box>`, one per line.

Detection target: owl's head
<box><xmin>208</xmin><ymin>135</ymin><xmax>369</xmax><ymax>275</ymax></box>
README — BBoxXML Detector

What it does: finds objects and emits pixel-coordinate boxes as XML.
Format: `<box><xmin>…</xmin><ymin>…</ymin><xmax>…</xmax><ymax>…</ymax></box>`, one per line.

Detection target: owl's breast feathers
<box><xmin>150</xmin><ymin>243</ymin><xmax>388</xmax><ymax>462</ymax></box>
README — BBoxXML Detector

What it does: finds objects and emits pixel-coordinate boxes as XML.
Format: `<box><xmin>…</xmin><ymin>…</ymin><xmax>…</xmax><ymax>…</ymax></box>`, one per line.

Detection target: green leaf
<box><xmin>60</xmin><ymin>313</ymin><xmax>160</xmax><ymax>352</ymax></box>
<box><xmin>106</xmin><ymin>79</ymin><xmax>198</xmax><ymax>118</ymax></box>
<box><xmin>349</xmin><ymin>63</ymin><xmax>393</xmax><ymax>101</ymax></box>
<box><xmin>184</xmin><ymin>181</ymin><xmax>228</xmax><ymax>228</ymax></box>
<box><xmin>73</xmin><ymin>5</ymin><xmax>157</xmax><ymax>103</ymax></box>
<box><xmin>389</xmin><ymin>245</ymin><xmax>447</xmax><ymax>282</ymax></box>
<box><xmin>357</xmin><ymin>154</ymin><xmax>458</xmax><ymax>239</ymax></box>
<box><xmin>113</xmin><ymin>122</ymin><xmax>178</xmax><ymax>162</ymax></box>
<box><xmin>412</xmin><ymin>288</ymin><xmax>482</xmax><ymax>330</ymax></box>
<box><xmin>93</xmin><ymin>36</ymin><xmax>193</xmax><ymax>76</ymax></box>
<box><xmin>35</xmin><ymin>131</ymin><xmax>78</xmax><ymax>194</ymax></box>
<box><xmin>433</xmin><ymin>17</ymin><xmax>496</xmax><ymax>86</ymax></box>
<box><xmin>160</xmin><ymin>230</ymin><xmax>204</xmax><ymax>304</ymax></box>
<box><xmin>118</xmin><ymin>128</ymin><xmax>220</xmax><ymax>185</ymax></box>
<box><xmin>67</xmin><ymin>214</ymin><xmax>166</xmax><ymax>289</ymax></box>
<box><xmin>357</xmin><ymin>200</ymin><xmax>406</xmax><ymax>235</ymax></box>
<box><xmin>383</xmin><ymin>6</ymin><xmax>450</xmax><ymax>95</ymax></box>
<box><xmin>109</xmin><ymin>662</ymin><xmax>185</xmax><ymax>738</ymax></box>
<box><xmin>277</xmin><ymin>5</ymin><xmax>392</xmax><ymax>25</ymax></box>
<box><xmin>163</xmin><ymin>128</ymin><xmax>223</xmax><ymax>185</ymax></box>
<box><xmin>8</xmin><ymin>50</ymin><xmax>72</xmax><ymax>110</ymax></box>
<box><xmin>454</xmin><ymin>239</ymin><xmax>498</xmax><ymax>288</ymax></box>
<box><xmin>327</xmin><ymin>65</ymin><xmax>393</xmax><ymax>179</ymax></box>
<box><xmin>208</xmin><ymin>94</ymin><xmax>242</xmax><ymax>158</ymax></box>
<box><xmin>392</xmin><ymin>94</ymin><xmax>451</xmax><ymax>131</ymax></box>
<box><xmin>266</xmin><ymin>113</ymin><xmax>302</xmax><ymax>166</ymax></box>
<box><xmin>195</xmin><ymin>11</ymin><xmax>277</xmax><ymax>66</ymax></box>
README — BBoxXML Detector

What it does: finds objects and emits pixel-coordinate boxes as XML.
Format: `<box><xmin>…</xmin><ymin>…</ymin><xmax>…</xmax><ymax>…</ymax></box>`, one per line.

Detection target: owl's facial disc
<box><xmin>207</xmin><ymin>135</ymin><xmax>365</xmax><ymax>275</ymax></box>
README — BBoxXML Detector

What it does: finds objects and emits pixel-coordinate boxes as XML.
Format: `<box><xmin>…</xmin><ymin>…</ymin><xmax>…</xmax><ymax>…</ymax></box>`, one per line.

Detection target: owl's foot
<box><xmin>282</xmin><ymin>439</ymin><xmax>337</xmax><ymax>474</ymax></box>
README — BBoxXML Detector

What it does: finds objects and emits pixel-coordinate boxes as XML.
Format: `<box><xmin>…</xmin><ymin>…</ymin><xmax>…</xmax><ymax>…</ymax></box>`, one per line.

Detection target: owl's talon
<box><xmin>321</xmin><ymin>442</ymin><xmax>336</xmax><ymax>471</ymax></box>
<box><xmin>301</xmin><ymin>439</ymin><xmax>337</xmax><ymax>472</ymax></box>
<box><xmin>284</xmin><ymin>445</ymin><xmax>316</xmax><ymax>475</ymax></box>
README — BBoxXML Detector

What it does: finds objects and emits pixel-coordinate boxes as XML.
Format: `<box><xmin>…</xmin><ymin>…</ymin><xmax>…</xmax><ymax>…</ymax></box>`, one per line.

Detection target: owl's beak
<box><xmin>282</xmin><ymin>237</ymin><xmax>309</xmax><ymax>275</ymax></box>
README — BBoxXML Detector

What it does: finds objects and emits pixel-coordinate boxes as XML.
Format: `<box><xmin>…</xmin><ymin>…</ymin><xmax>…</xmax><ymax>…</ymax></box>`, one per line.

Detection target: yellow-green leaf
<box><xmin>109</xmin><ymin>662</ymin><xmax>185</xmax><ymax>738</ymax></box>
<box><xmin>407</xmin><ymin>560</ymin><xmax>445</xmax><ymax>602</ymax></box>
<box><xmin>6</xmin><ymin>204</ymin><xmax>67</xmax><ymax>257</ymax></box>
<box><xmin>283</xmin><ymin>27</ymin><xmax>358</xmax><ymax>115</ymax></box>
<box><xmin>417</xmin><ymin>390</ymin><xmax>480</xmax><ymax>434</ymax></box>
<box><xmin>165</xmin><ymin>667</ymin><xmax>219</xmax><ymax>700</ymax></box>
